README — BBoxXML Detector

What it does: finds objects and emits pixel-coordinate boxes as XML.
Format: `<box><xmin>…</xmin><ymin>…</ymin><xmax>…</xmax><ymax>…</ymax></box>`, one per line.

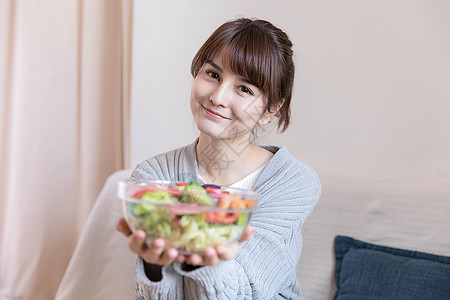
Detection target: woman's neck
<box><xmin>196</xmin><ymin>133</ymin><xmax>272</xmax><ymax>186</ymax></box>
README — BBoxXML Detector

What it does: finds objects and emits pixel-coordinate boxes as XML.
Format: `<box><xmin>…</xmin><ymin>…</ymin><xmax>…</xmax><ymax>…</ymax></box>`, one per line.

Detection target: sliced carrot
<box><xmin>218</xmin><ymin>197</ymin><xmax>231</xmax><ymax>208</ymax></box>
<box><xmin>230</xmin><ymin>198</ymin><xmax>246</xmax><ymax>209</ymax></box>
<box><xmin>243</xmin><ymin>199</ymin><xmax>255</xmax><ymax>208</ymax></box>
<box><xmin>213</xmin><ymin>198</ymin><xmax>228</xmax><ymax>217</ymax></box>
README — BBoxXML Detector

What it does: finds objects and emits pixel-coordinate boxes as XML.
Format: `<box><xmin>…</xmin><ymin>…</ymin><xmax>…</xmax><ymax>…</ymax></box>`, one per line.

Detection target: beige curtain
<box><xmin>0</xmin><ymin>0</ymin><xmax>133</xmax><ymax>299</ymax></box>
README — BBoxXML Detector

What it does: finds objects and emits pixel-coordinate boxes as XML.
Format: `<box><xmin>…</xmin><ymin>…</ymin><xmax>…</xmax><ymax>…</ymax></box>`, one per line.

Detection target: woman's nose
<box><xmin>209</xmin><ymin>82</ymin><xmax>232</xmax><ymax>107</ymax></box>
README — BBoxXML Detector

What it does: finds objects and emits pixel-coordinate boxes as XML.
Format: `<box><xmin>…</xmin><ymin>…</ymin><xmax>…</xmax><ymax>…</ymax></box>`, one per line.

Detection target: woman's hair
<box><xmin>191</xmin><ymin>18</ymin><xmax>295</xmax><ymax>132</ymax></box>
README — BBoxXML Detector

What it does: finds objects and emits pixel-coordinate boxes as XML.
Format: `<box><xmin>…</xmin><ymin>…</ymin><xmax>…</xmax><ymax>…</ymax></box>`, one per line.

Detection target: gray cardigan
<box><xmin>131</xmin><ymin>140</ymin><xmax>321</xmax><ymax>299</ymax></box>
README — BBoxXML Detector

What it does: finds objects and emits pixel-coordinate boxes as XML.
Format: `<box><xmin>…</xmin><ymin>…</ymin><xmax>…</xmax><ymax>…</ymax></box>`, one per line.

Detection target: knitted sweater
<box><xmin>131</xmin><ymin>140</ymin><xmax>321</xmax><ymax>299</ymax></box>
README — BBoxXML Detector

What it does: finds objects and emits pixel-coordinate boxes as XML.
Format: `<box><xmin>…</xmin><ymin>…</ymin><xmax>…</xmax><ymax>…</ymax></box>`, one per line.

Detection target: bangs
<box><xmin>191</xmin><ymin>23</ymin><xmax>282</xmax><ymax>105</ymax></box>
<box><xmin>220</xmin><ymin>28</ymin><xmax>274</xmax><ymax>95</ymax></box>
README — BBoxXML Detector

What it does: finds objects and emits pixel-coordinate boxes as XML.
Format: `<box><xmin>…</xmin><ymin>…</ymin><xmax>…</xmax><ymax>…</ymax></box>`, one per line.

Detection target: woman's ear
<box><xmin>258</xmin><ymin>99</ymin><xmax>284</xmax><ymax>126</ymax></box>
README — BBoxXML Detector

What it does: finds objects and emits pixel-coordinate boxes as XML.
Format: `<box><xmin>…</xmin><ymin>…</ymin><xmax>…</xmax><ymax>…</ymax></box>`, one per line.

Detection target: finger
<box><xmin>158</xmin><ymin>248</ymin><xmax>179</xmax><ymax>265</ymax></box>
<box><xmin>185</xmin><ymin>253</ymin><xmax>203</xmax><ymax>266</ymax></box>
<box><xmin>140</xmin><ymin>238</ymin><xmax>165</xmax><ymax>264</ymax></box>
<box><xmin>216</xmin><ymin>242</ymin><xmax>239</xmax><ymax>261</ymax></box>
<box><xmin>128</xmin><ymin>230</ymin><xmax>147</xmax><ymax>254</ymax></box>
<box><xmin>176</xmin><ymin>254</ymin><xmax>186</xmax><ymax>264</ymax></box>
<box><xmin>238</xmin><ymin>225</ymin><xmax>253</xmax><ymax>243</ymax></box>
<box><xmin>203</xmin><ymin>247</ymin><xmax>220</xmax><ymax>266</ymax></box>
<box><xmin>116</xmin><ymin>217</ymin><xmax>132</xmax><ymax>237</ymax></box>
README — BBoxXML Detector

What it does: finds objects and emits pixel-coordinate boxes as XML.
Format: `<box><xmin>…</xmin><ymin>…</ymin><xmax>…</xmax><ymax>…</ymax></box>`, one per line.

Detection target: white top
<box><xmin>198</xmin><ymin>161</ymin><xmax>269</xmax><ymax>190</ymax></box>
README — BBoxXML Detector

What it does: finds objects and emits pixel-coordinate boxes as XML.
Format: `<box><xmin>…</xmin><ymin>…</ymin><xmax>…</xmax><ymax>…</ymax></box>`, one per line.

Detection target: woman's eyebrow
<box><xmin>206</xmin><ymin>60</ymin><xmax>223</xmax><ymax>72</ymax></box>
<box><xmin>206</xmin><ymin>60</ymin><xmax>258</xmax><ymax>88</ymax></box>
<box><xmin>238</xmin><ymin>76</ymin><xmax>259</xmax><ymax>89</ymax></box>
<box><xmin>239</xmin><ymin>77</ymin><xmax>255</xmax><ymax>86</ymax></box>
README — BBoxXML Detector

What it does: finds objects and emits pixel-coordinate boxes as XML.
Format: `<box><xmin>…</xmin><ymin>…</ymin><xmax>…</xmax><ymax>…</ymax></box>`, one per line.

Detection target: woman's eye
<box><xmin>206</xmin><ymin>71</ymin><xmax>220</xmax><ymax>81</ymax></box>
<box><xmin>238</xmin><ymin>86</ymin><xmax>253</xmax><ymax>95</ymax></box>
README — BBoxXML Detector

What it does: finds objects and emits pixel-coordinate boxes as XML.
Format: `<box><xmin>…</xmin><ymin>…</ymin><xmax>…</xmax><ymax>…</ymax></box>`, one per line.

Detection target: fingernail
<box><xmin>152</xmin><ymin>239</ymin><xmax>164</xmax><ymax>248</ymax></box>
<box><xmin>205</xmin><ymin>248</ymin><xmax>214</xmax><ymax>258</ymax></box>
<box><xmin>167</xmin><ymin>249</ymin><xmax>177</xmax><ymax>259</ymax></box>
<box><xmin>135</xmin><ymin>231</ymin><xmax>145</xmax><ymax>240</ymax></box>
<box><xmin>216</xmin><ymin>246</ymin><xmax>225</xmax><ymax>256</ymax></box>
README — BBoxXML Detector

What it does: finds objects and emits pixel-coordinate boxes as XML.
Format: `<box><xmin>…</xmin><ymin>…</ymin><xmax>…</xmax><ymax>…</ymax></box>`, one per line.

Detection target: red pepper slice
<box><xmin>131</xmin><ymin>189</ymin><xmax>149</xmax><ymax>199</ymax></box>
<box><xmin>206</xmin><ymin>187</ymin><xmax>230</xmax><ymax>195</ymax></box>
<box><xmin>164</xmin><ymin>185</ymin><xmax>183</xmax><ymax>197</ymax></box>
<box><xmin>205</xmin><ymin>212</ymin><xmax>238</xmax><ymax>224</ymax></box>
<box><xmin>130</xmin><ymin>187</ymin><xmax>156</xmax><ymax>199</ymax></box>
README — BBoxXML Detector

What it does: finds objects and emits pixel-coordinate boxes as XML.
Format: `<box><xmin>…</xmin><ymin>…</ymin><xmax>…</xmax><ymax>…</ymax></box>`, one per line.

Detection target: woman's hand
<box><xmin>117</xmin><ymin>217</ymin><xmax>253</xmax><ymax>267</ymax></box>
<box><xmin>116</xmin><ymin>217</ymin><xmax>182</xmax><ymax>265</ymax></box>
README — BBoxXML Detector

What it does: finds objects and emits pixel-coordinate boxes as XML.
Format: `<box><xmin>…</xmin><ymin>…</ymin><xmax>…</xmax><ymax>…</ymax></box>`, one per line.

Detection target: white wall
<box><xmin>130</xmin><ymin>0</ymin><xmax>450</xmax><ymax>180</ymax></box>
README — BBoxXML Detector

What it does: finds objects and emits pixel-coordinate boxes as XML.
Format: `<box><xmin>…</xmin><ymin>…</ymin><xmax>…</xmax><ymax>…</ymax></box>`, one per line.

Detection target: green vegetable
<box><xmin>180</xmin><ymin>182</ymin><xmax>215</xmax><ymax>206</ymax></box>
<box><xmin>132</xmin><ymin>207</ymin><xmax>173</xmax><ymax>238</ymax></box>
<box><xmin>133</xmin><ymin>190</ymin><xmax>178</xmax><ymax>215</ymax></box>
<box><xmin>237</xmin><ymin>212</ymin><xmax>249</xmax><ymax>226</ymax></box>
<box><xmin>176</xmin><ymin>214</ymin><xmax>236</xmax><ymax>252</ymax></box>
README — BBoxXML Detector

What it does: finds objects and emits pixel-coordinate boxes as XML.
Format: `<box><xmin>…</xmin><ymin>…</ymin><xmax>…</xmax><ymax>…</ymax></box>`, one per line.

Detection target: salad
<box><xmin>121</xmin><ymin>181</ymin><xmax>257</xmax><ymax>254</ymax></box>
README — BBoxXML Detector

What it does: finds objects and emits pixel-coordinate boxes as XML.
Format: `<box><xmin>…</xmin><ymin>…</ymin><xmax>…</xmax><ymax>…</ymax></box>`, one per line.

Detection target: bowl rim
<box><xmin>118</xmin><ymin>179</ymin><xmax>259</xmax><ymax>213</ymax></box>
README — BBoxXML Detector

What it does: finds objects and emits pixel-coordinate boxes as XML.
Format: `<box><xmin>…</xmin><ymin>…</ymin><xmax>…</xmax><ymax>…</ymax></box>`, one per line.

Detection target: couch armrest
<box><xmin>56</xmin><ymin>169</ymin><xmax>135</xmax><ymax>300</ymax></box>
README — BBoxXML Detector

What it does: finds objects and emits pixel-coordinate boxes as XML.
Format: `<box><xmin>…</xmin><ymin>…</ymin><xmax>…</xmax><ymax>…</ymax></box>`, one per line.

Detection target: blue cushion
<box><xmin>333</xmin><ymin>235</ymin><xmax>450</xmax><ymax>300</ymax></box>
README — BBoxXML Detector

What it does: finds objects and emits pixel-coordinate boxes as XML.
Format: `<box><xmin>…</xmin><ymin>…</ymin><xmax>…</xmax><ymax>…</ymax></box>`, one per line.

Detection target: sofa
<box><xmin>56</xmin><ymin>170</ymin><xmax>450</xmax><ymax>299</ymax></box>
<box><xmin>297</xmin><ymin>176</ymin><xmax>450</xmax><ymax>299</ymax></box>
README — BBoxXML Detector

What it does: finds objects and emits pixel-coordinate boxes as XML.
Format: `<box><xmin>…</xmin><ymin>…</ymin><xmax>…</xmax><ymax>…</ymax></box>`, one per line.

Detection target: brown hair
<box><xmin>191</xmin><ymin>18</ymin><xmax>295</xmax><ymax>132</ymax></box>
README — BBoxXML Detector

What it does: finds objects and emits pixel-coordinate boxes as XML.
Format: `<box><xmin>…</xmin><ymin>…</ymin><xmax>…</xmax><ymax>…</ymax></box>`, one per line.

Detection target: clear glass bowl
<box><xmin>118</xmin><ymin>179</ymin><xmax>259</xmax><ymax>254</ymax></box>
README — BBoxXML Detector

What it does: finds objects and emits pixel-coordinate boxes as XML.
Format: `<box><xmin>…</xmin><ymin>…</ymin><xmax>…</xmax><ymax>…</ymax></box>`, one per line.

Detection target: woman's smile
<box><xmin>202</xmin><ymin>105</ymin><xmax>231</xmax><ymax>120</ymax></box>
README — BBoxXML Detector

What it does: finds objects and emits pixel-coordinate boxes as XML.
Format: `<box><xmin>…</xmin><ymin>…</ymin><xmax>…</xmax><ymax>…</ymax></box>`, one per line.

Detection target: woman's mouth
<box><xmin>202</xmin><ymin>105</ymin><xmax>230</xmax><ymax>120</ymax></box>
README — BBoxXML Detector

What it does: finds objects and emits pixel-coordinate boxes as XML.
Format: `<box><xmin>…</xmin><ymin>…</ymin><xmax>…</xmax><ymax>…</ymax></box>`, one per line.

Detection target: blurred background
<box><xmin>1</xmin><ymin>0</ymin><xmax>449</xmax><ymax>299</ymax></box>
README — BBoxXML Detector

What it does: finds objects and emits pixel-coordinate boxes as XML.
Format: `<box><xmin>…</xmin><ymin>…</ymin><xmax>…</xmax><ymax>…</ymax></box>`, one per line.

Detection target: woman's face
<box><xmin>190</xmin><ymin>53</ymin><xmax>269</xmax><ymax>142</ymax></box>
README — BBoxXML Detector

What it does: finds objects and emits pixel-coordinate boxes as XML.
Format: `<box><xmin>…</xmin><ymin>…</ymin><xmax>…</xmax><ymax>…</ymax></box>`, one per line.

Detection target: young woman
<box><xmin>117</xmin><ymin>17</ymin><xmax>321</xmax><ymax>299</ymax></box>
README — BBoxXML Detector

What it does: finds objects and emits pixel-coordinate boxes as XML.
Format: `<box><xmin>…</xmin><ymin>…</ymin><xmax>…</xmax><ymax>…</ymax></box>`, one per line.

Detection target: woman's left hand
<box><xmin>179</xmin><ymin>225</ymin><xmax>253</xmax><ymax>266</ymax></box>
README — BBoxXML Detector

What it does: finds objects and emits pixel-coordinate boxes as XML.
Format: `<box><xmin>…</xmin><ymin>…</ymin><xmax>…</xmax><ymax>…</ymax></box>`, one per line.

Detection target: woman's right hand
<box><xmin>116</xmin><ymin>217</ymin><xmax>183</xmax><ymax>266</ymax></box>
